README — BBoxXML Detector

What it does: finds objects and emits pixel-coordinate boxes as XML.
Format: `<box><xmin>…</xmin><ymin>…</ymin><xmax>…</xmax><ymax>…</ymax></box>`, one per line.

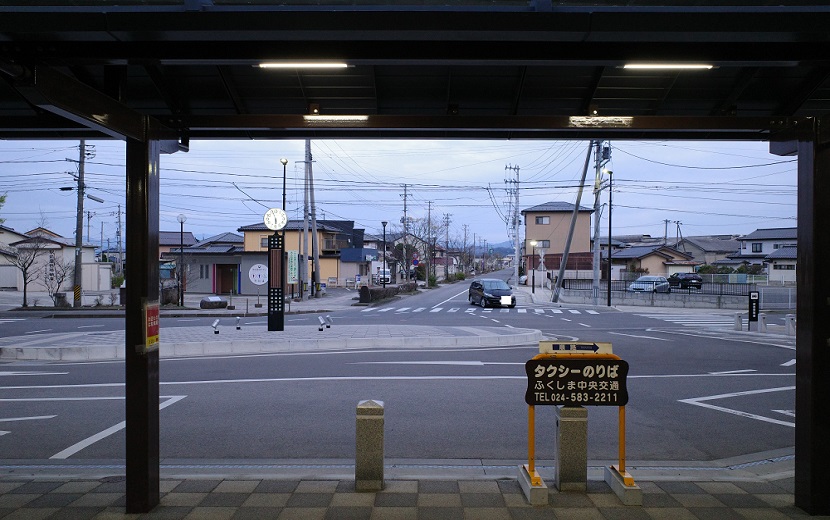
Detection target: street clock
<box><xmin>263</xmin><ymin>208</ymin><xmax>288</xmax><ymax>231</ymax></box>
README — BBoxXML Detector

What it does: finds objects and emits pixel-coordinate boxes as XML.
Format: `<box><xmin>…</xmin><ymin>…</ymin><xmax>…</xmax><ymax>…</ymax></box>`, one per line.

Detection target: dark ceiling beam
<box><xmin>651</xmin><ymin>72</ymin><xmax>679</xmax><ymax>116</ymax></box>
<box><xmin>8</xmin><ymin>65</ymin><xmax>174</xmax><ymax>141</ymax></box>
<box><xmin>775</xmin><ymin>67</ymin><xmax>830</xmax><ymax>117</ymax></box>
<box><xmin>579</xmin><ymin>66</ymin><xmax>605</xmax><ymax>116</ymax></box>
<box><xmin>711</xmin><ymin>66</ymin><xmax>759</xmax><ymax>116</ymax></box>
<box><xmin>217</xmin><ymin>65</ymin><xmax>247</xmax><ymax>114</ymax></box>
<box><xmin>171</xmin><ymin>113</ymin><xmax>802</xmax><ymax>139</ymax></box>
<box><xmin>144</xmin><ymin>64</ymin><xmax>185</xmax><ymax>115</ymax></box>
<box><xmin>510</xmin><ymin>66</ymin><xmax>527</xmax><ymax>116</ymax></box>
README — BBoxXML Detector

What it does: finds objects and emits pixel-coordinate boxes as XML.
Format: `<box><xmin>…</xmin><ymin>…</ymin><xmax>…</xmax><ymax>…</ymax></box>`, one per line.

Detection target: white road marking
<box><xmin>435</xmin><ymin>289</ymin><xmax>470</xmax><ymax>308</ymax></box>
<box><xmin>491</xmin><ymin>319</ymin><xmax>500</xmax><ymax>323</ymax></box>
<box><xmin>561</xmin><ymin>318</ymin><xmax>572</xmax><ymax>322</ymax></box>
<box><xmin>586</xmin><ymin>310</ymin><xmax>599</xmax><ymax>315</ymax></box>
<box><xmin>176</xmin><ymin>318</ymin><xmax>202</xmax><ymax>322</ymax></box>
<box><xmin>395</xmin><ymin>307</ymin><xmax>411</xmax><ymax>313</ymax></box>
<box><xmin>578</xmin><ymin>323</ymin><xmax>591</xmax><ymax>327</ymax></box>
<box><xmin>608</xmin><ymin>332</ymin><xmax>671</xmax><ymax>341</ymax></box>
<box><xmin>568</xmin><ymin>310</ymin><xmax>581</xmax><ymax>314</ymax></box>
<box><xmin>0</xmin><ymin>371</ymin><xmax>69</xmax><ymax>377</ymax></box>
<box><xmin>448</xmin><ymin>308</ymin><xmax>459</xmax><ymax>313</ymax></box>
<box><xmin>709</xmin><ymin>369</ymin><xmax>756</xmax><ymax>375</ymax></box>
<box><xmin>50</xmin><ymin>395</ymin><xmax>186</xmax><ymax>459</ymax></box>
<box><xmin>430</xmin><ymin>308</ymin><xmax>443</xmax><ymax>313</ymax></box>
<box><xmin>0</xmin><ymin>415</ymin><xmax>56</xmax><ymax>422</ymax></box>
<box><xmin>24</xmin><ymin>329</ymin><xmax>52</xmax><ymax>334</ymax></box>
<box><xmin>351</xmin><ymin>361</ymin><xmax>526</xmax><ymax>366</ymax></box>
<box><xmin>77</xmin><ymin>325</ymin><xmax>105</xmax><ymax>329</ymax></box>
<box><xmin>534</xmin><ymin>309</ymin><xmax>545</xmax><ymax>314</ymax></box>
<box><xmin>377</xmin><ymin>308</ymin><xmax>394</xmax><ymax>313</ymax></box>
<box><xmin>781</xmin><ymin>359</ymin><xmax>796</xmax><ymax>366</ymax></box>
<box><xmin>361</xmin><ymin>308</ymin><xmax>376</xmax><ymax>312</ymax></box>
<box><xmin>773</xmin><ymin>409</ymin><xmax>795</xmax><ymax>417</ymax></box>
<box><xmin>550</xmin><ymin>309</ymin><xmax>562</xmax><ymax>314</ymax></box>
<box><xmin>518</xmin><ymin>309</ymin><xmax>527</xmax><ymax>314</ymax></box>
<box><xmin>413</xmin><ymin>308</ymin><xmax>426</xmax><ymax>313</ymax></box>
<box><xmin>465</xmin><ymin>309</ymin><xmax>475</xmax><ymax>313</ymax></box>
<box><xmin>679</xmin><ymin>386</ymin><xmax>796</xmax><ymax>428</ymax></box>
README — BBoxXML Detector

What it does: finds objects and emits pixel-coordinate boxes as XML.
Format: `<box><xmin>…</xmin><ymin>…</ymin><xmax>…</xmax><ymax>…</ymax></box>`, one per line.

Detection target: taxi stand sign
<box><xmin>525</xmin><ymin>358</ymin><xmax>629</xmax><ymax>406</ymax></box>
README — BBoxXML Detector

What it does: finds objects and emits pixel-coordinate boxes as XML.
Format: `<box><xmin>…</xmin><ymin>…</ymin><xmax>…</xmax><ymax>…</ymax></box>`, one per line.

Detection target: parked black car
<box><xmin>468</xmin><ymin>278</ymin><xmax>516</xmax><ymax>308</ymax></box>
<box><xmin>667</xmin><ymin>272</ymin><xmax>703</xmax><ymax>289</ymax></box>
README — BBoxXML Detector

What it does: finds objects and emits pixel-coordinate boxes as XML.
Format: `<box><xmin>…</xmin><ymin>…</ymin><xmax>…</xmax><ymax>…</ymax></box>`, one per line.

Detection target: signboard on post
<box><xmin>525</xmin><ymin>358</ymin><xmax>629</xmax><ymax>406</ymax></box>
<box><xmin>748</xmin><ymin>291</ymin><xmax>760</xmax><ymax>322</ymax></box>
<box><xmin>141</xmin><ymin>300</ymin><xmax>160</xmax><ymax>353</ymax></box>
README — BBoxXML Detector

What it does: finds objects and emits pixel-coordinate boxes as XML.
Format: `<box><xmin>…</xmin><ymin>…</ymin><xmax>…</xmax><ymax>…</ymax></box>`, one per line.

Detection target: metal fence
<box><xmin>562</xmin><ymin>279</ymin><xmax>758</xmax><ymax>297</ymax></box>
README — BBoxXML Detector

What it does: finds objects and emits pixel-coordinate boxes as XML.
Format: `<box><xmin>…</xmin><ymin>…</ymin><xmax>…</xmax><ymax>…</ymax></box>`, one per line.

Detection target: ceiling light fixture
<box><xmin>623</xmin><ymin>63</ymin><xmax>713</xmax><ymax>70</ymax></box>
<box><xmin>303</xmin><ymin>115</ymin><xmax>369</xmax><ymax>122</ymax></box>
<box><xmin>258</xmin><ymin>62</ymin><xmax>348</xmax><ymax>69</ymax></box>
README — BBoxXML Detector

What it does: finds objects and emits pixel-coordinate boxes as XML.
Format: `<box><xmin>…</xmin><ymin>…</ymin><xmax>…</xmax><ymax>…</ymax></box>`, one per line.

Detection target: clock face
<box><xmin>263</xmin><ymin>208</ymin><xmax>288</xmax><ymax>231</ymax></box>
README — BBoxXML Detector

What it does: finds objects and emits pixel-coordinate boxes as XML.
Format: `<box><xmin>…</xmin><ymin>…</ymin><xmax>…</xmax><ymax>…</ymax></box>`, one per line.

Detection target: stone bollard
<box><xmin>758</xmin><ymin>313</ymin><xmax>767</xmax><ymax>333</ymax></box>
<box><xmin>786</xmin><ymin>314</ymin><xmax>796</xmax><ymax>336</ymax></box>
<box><xmin>554</xmin><ymin>405</ymin><xmax>588</xmax><ymax>492</ymax></box>
<box><xmin>734</xmin><ymin>313</ymin><xmax>743</xmax><ymax>331</ymax></box>
<box><xmin>355</xmin><ymin>400</ymin><xmax>384</xmax><ymax>491</ymax></box>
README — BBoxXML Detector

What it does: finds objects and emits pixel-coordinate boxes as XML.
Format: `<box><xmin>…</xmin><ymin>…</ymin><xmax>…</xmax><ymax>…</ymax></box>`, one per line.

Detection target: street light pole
<box><xmin>177</xmin><ymin>214</ymin><xmax>186</xmax><ymax>307</ymax></box>
<box><xmin>381</xmin><ymin>221</ymin><xmax>388</xmax><ymax>288</ymax></box>
<box><xmin>606</xmin><ymin>170</ymin><xmax>613</xmax><ymax>307</ymax></box>
<box><xmin>530</xmin><ymin>240</ymin><xmax>538</xmax><ymax>294</ymax></box>
<box><xmin>280</xmin><ymin>158</ymin><xmax>288</xmax><ymax>296</ymax></box>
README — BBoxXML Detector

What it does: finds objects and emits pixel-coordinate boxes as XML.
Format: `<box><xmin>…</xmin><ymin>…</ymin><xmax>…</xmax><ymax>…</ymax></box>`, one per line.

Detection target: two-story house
<box><xmin>729</xmin><ymin>227</ymin><xmax>797</xmax><ymax>267</ymax></box>
<box><xmin>521</xmin><ymin>202</ymin><xmax>593</xmax><ymax>276</ymax></box>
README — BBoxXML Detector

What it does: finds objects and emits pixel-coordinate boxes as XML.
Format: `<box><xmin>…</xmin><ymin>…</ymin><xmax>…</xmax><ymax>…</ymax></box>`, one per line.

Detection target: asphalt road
<box><xmin>0</xmin><ymin>284</ymin><xmax>795</xmax><ymax>464</ymax></box>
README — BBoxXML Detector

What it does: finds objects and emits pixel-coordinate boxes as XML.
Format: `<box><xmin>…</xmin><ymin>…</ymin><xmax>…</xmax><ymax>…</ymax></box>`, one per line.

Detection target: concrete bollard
<box><xmin>786</xmin><ymin>314</ymin><xmax>797</xmax><ymax>336</ymax></box>
<box><xmin>734</xmin><ymin>313</ymin><xmax>742</xmax><ymax>331</ymax></box>
<box><xmin>355</xmin><ymin>400</ymin><xmax>384</xmax><ymax>491</ymax></box>
<box><xmin>554</xmin><ymin>405</ymin><xmax>588</xmax><ymax>492</ymax></box>
<box><xmin>758</xmin><ymin>313</ymin><xmax>767</xmax><ymax>333</ymax></box>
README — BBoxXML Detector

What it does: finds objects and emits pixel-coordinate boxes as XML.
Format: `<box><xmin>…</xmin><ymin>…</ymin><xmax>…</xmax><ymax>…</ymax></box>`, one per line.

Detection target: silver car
<box><xmin>627</xmin><ymin>275</ymin><xmax>671</xmax><ymax>293</ymax></box>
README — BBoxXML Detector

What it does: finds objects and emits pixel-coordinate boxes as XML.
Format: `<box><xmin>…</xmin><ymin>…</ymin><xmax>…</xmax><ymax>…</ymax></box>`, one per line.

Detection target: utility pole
<box><xmin>664</xmin><ymin>219</ymin><xmax>671</xmax><ymax>245</ymax></box>
<box><xmin>505</xmin><ymin>164</ymin><xmax>520</xmax><ymax>286</ymax></box>
<box><xmin>116</xmin><ymin>204</ymin><xmax>123</xmax><ymax>275</ymax></box>
<box><xmin>591</xmin><ymin>141</ymin><xmax>610</xmax><ymax>305</ymax></box>
<box><xmin>301</xmin><ymin>141</ymin><xmax>311</xmax><ymax>299</ymax></box>
<box><xmin>462</xmin><ymin>224</ymin><xmax>469</xmax><ymax>273</ymax></box>
<box><xmin>72</xmin><ymin>140</ymin><xmax>86</xmax><ymax>308</ymax></box>
<box><xmin>401</xmin><ymin>184</ymin><xmax>411</xmax><ymax>281</ymax></box>
<box><xmin>426</xmin><ymin>201</ymin><xmax>433</xmax><ymax>283</ymax></box>
<box><xmin>443</xmin><ymin>213</ymin><xmax>451</xmax><ymax>280</ymax></box>
<box><xmin>307</xmin><ymin>139</ymin><xmax>322</xmax><ymax>298</ymax></box>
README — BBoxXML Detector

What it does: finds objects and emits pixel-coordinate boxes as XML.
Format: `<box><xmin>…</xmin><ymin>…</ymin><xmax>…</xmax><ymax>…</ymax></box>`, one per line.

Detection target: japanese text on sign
<box><xmin>525</xmin><ymin>358</ymin><xmax>629</xmax><ymax>406</ymax></box>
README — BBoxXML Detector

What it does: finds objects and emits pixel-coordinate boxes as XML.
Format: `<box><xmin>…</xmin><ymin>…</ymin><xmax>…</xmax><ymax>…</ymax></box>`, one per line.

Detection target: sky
<box><xmin>0</xmin><ymin>138</ymin><xmax>797</xmax><ymax>251</ymax></box>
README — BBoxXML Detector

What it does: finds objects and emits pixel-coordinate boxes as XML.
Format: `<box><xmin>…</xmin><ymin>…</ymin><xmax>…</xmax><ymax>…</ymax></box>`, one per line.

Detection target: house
<box><xmin>672</xmin><ymin>235</ymin><xmax>741</xmax><ymax>265</ymax></box>
<box><xmin>522</xmin><ymin>202</ymin><xmax>593</xmax><ymax>275</ymax></box>
<box><xmin>163</xmin><ymin>232</ymin><xmax>245</xmax><ymax>295</ymax></box>
<box><xmin>0</xmin><ymin>224</ymin><xmax>27</xmax><ymax>289</ymax></box>
<box><xmin>729</xmin><ymin>227</ymin><xmax>797</xmax><ymax>266</ymax></box>
<box><xmin>765</xmin><ymin>245</ymin><xmax>796</xmax><ymax>284</ymax></box>
<box><xmin>159</xmin><ymin>230</ymin><xmax>197</xmax><ymax>259</ymax></box>
<box><xmin>608</xmin><ymin>245</ymin><xmax>697</xmax><ymax>280</ymax></box>
<box><xmin>8</xmin><ymin>227</ymin><xmax>108</xmax><ymax>292</ymax></box>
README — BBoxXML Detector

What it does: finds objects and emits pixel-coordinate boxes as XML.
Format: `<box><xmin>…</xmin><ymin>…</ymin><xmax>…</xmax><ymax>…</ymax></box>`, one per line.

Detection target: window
<box><xmin>537</xmin><ymin>240</ymin><xmax>550</xmax><ymax>248</ymax></box>
<box><xmin>751</xmin><ymin>243</ymin><xmax>763</xmax><ymax>253</ymax></box>
<box><xmin>774</xmin><ymin>264</ymin><xmax>795</xmax><ymax>270</ymax></box>
<box><xmin>535</xmin><ymin>216</ymin><xmax>550</xmax><ymax>225</ymax></box>
<box><xmin>260</xmin><ymin>236</ymin><xmax>268</xmax><ymax>248</ymax></box>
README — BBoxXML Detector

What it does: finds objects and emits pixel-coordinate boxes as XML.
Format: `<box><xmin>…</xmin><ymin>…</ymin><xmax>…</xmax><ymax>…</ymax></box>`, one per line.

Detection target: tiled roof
<box><xmin>766</xmin><ymin>245</ymin><xmax>797</xmax><ymax>260</ymax></box>
<box><xmin>521</xmin><ymin>202</ymin><xmax>593</xmax><ymax>214</ymax></box>
<box><xmin>741</xmin><ymin>227</ymin><xmax>797</xmax><ymax>241</ymax></box>
<box><xmin>159</xmin><ymin>231</ymin><xmax>197</xmax><ymax>246</ymax></box>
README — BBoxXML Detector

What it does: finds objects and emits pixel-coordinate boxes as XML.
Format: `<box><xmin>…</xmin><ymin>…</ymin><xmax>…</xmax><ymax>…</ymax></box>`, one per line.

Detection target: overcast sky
<box><xmin>0</xmin><ymin>138</ymin><xmax>796</xmax><ymax>250</ymax></box>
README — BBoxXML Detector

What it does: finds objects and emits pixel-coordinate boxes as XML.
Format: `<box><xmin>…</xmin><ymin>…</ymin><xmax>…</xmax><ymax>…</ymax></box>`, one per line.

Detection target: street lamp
<box><xmin>177</xmin><ymin>214</ymin><xmax>187</xmax><ymax>307</ymax></box>
<box><xmin>530</xmin><ymin>240</ymin><xmax>538</xmax><ymax>294</ymax></box>
<box><xmin>381</xmin><ymin>221</ymin><xmax>388</xmax><ymax>288</ymax></box>
<box><xmin>606</xmin><ymin>169</ymin><xmax>613</xmax><ymax>307</ymax></box>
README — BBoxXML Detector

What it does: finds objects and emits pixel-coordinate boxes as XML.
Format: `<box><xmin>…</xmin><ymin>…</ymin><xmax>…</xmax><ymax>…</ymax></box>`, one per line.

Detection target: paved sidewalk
<box><xmin>0</xmin><ymin>452</ymin><xmax>805</xmax><ymax>519</ymax></box>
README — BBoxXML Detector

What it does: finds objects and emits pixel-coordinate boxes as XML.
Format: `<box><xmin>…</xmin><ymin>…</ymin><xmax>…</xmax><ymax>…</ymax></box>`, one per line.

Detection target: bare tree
<box><xmin>9</xmin><ymin>235</ymin><xmax>47</xmax><ymax>307</ymax></box>
<box><xmin>40</xmin><ymin>251</ymin><xmax>74</xmax><ymax>306</ymax></box>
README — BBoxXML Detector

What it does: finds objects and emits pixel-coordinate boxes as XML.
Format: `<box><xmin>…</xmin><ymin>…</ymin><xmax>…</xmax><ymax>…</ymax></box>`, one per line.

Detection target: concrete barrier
<box><xmin>555</xmin><ymin>405</ymin><xmax>588</xmax><ymax>492</ymax></box>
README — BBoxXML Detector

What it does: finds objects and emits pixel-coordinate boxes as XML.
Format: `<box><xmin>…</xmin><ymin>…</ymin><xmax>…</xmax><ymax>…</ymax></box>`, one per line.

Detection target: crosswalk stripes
<box><xmin>358</xmin><ymin>307</ymin><xmax>600</xmax><ymax>316</ymax></box>
<box><xmin>0</xmin><ymin>318</ymin><xmax>25</xmax><ymax>324</ymax></box>
<box><xmin>636</xmin><ymin>313</ymin><xmax>736</xmax><ymax>327</ymax></box>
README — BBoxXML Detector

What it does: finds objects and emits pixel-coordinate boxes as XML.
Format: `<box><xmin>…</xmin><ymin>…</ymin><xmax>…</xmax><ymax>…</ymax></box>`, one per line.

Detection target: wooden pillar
<box><xmin>794</xmin><ymin>118</ymin><xmax>830</xmax><ymax>514</ymax></box>
<box><xmin>125</xmin><ymin>135</ymin><xmax>161</xmax><ymax>513</ymax></box>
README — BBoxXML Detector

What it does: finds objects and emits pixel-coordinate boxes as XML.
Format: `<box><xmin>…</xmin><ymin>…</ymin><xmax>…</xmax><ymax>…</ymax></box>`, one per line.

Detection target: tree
<box><xmin>40</xmin><ymin>252</ymin><xmax>73</xmax><ymax>306</ymax></box>
<box><xmin>9</xmin><ymin>235</ymin><xmax>47</xmax><ymax>307</ymax></box>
